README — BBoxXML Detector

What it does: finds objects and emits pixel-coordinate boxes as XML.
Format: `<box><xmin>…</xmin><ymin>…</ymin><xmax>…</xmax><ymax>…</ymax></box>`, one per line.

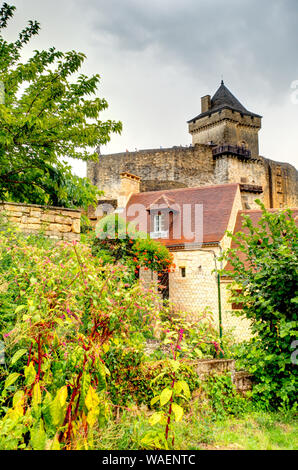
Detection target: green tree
<box><xmin>222</xmin><ymin>201</ymin><xmax>298</xmax><ymax>408</ymax></box>
<box><xmin>0</xmin><ymin>3</ymin><xmax>122</xmax><ymax>209</ymax></box>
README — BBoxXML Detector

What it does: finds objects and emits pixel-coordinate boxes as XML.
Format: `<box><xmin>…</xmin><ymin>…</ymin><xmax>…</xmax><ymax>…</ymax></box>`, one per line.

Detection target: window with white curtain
<box><xmin>150</xmin><ymin>212</ymin><xmax>168</xmax><ymax>238</ymax></box>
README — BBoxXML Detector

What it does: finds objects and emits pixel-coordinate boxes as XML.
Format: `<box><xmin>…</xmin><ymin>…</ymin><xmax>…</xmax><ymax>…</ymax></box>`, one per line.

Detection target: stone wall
<box><xmin>215</xmin><ymin>154</ymin><xmax>298</xmax><ymax>209</ymax></box>
<box><xmin>88</xmin><ymin>144</ymin><xmax>297</xmax><ymax>210</ymax></box>
<box><xmin>188</xmin><ymin>108</ymin><xmax>262</xmax><ymax>157</ymax></box>
<box><xmin>117</xmin><ymin>172</ymin><xmax>141</xmax><ymax>208</ymax></box>
<box><xmin>214</xmin><ymin>155</ymin><xmax>269</xmax><ymax>208</ymax></box>
<box><xmin>220</xmin><ymin>280</ymin><xmax>252</xmax><ymax>342</ymax></box>
<box><xmin>266</xmin><ymin>159</ymin><xmax>298</xmax><ymax>208</ymax></box>
<box><xmin>0</xmin><ymin>202</ymin><xmax>81</xmax><ymax>240</ymax></box>
<box><xmin>87</xmin><ymin>144</ymin><xmax>216</xmax><ymax>199</ymax></box>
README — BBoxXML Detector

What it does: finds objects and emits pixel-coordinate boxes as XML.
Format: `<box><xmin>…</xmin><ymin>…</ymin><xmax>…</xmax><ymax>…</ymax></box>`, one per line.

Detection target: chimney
<box><xmin>201</xmin><ymin>95</ymin><xmax>211</xmax><ymax>113</ymax></box>
<box><xmin>118</xmin><ymin>172</ymin><xmax>141</xmax><ymax>208</ymax></box>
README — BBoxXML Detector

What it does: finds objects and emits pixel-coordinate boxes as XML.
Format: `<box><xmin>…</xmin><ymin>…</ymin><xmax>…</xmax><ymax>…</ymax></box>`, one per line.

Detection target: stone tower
<box><xmin>188</xmin><ymin>81</ymin><xmax>262</xmax><ymax>157</ymax></box>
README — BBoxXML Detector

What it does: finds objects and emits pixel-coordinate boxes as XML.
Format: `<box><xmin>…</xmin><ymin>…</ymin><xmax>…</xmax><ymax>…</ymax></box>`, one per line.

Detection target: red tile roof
<box><xmin>125</xmin><ymin>183</ymin><xmax>239</xmax><ymax>246</ymax></box>
<box><xmin>224</xmin><ymin>208</ymin><xmax>298</xmax><ymax>273</ymax></box>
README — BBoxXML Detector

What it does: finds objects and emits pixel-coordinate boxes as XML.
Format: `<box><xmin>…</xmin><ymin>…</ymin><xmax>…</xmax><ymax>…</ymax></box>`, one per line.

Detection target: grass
<box><xmin>92</xmin><ymin>402</ymin><xmax>298</xmax><ymax>450</ymax></box>
<box><xmin>205</xmin><ymin>412</ymin><xmax>297</xmax><ymax>450</ymax></box>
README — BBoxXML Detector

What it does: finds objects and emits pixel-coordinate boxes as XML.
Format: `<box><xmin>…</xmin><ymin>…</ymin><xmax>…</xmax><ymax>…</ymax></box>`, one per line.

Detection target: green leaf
<box><xmin>4</xmin><ymin>372</ymin><xmax>20</xmax><ymax>389</ymax></box>
<box><xmin>50</xmin><ymin>386</ymin><xmax>68</xmax><ymax>427</ymax></box>
<box><xmin>85</xmin><ymin>385</ymin><xmax>99</xmax><ymax>411</ymax></box>
<box><xmin>15</xmin><ymin>305</ymin><xmax>26</xmax><ymax>313</ymax></box>
<box><xmin>24</xmin><ymin>362</ymin><xmax>36</xmax><ymax>386</ymax></box>
<box><xmin>32</xmin><ymin>382</ymin><xmax>42</xmax><ymax>408</ymax></box>
<box><xmin>159</xmin><ymin>388</ymin><xmax>172</xmax><ymax>406</ymax></box>
<box><xmin>30</xmin><ymin>420</ymin><xmax>47</xmax><ymax>450</ymax></box>
<box><xmin>13</xmin><ymin>390</ymin><xmax>24</xmax><ymax>407</ymax></box>
<box><xmin>168</xmin><ymin>359</ymin><xmax>180</xmax><ymax>372</ymax></box>
<box><xmin>194</xmin><ymin>348</ymin><xmax>203</xmax><ymax>358</ymax></box>
<box><xmin>50</xmin><ymin>435</ymin><xmax>60</xmax><ymax>450</ymax></box>
<box><xmin>10</xmin><ymin>348</ymin><xmax>27</xmax><ymax>366</ymax></box>
<box><xmin>150</xmin><ymin>395</ymin><xmax>160</xmax><ymax>406</ymax></box>
<box><xmin>150</xmin><ymin>371</ymin><xmax>167</xmax><ymax>385</ymax></box>
<box><xmin>179</xmin><ymin>380</ymin><xmax>191</xmax><ymax>399</ymax></box>
<box><xmin>149</xmin><ymin>412</ymin><xmax>163</xmax><ymax>426</ymax></box>
<box><xmin>172</xmin><ymin>402</ymin><xmax>184</xmax><ymax>422</ymax></box>
<box><xmin>174</xmin><ymin>381</ymin><xmax>183</xmax><ymax>394</ymax></box>
<box><xmin>79</xmin><ymin>372</ymin><xmax>91</xmax><ymax>411</ymax></box>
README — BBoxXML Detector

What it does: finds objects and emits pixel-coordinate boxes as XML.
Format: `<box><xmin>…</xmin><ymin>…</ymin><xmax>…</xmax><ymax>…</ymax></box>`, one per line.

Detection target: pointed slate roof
<box><xmin>188</xmin><ymin>81</ymin><xmax>261</xmax><ymax>123</ymax></box>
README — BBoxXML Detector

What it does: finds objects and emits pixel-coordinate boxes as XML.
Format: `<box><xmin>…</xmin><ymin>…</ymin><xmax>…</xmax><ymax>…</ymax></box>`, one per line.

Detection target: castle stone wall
<box><xmin>88</xmin><ymin>144</ymin><xmax>297</xmax><ymax>210</ymax></box>
<box><xmin>87</xmin><ymin>145</ymin><xmax>216</xmax><ymax>198</ymax></box>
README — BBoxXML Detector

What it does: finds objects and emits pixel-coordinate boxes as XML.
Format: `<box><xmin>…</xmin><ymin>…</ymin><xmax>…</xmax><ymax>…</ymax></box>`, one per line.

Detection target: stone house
<box><xmin>92</xmin><ymin>172</ymin><xmax>297</xmax><ymax>341</ymax></box>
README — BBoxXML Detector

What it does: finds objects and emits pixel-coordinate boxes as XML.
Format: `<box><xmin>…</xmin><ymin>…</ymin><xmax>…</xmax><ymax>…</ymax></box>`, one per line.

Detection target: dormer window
<box><xmin>154</xmin><ymin>213</ymin><xmax>163</xmax><ymax>233</ymax></box>
<box><xmin>147</xmin><ymin>193</ymin><xmax>179</xmax><ymax>239</ymax></box>
<box><xmin>150</xmin><ymin>212</ymin><xmax>168</xmax><ymax>239</ymax></box>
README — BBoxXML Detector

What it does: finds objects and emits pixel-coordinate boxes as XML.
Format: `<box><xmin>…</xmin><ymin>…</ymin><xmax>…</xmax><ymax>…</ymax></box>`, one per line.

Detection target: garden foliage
<box><xmin>223</xmin><ymin>202</ymin><xmax>298</xmax><ymax>409</ymax></box>
<box><xmin>92</xmin><ymin>215</ymin><xmax>174</xmax><ymax>281</ymax></box>
<box><xmin>0</xmin><ymin>221</ymin><xmax>161</xmax><ymax>449</ymax></box>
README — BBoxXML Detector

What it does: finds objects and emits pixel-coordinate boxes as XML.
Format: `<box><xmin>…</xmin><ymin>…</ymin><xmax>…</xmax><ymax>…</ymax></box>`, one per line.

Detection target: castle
<box><xmin>87</xmin><ymin>81</ymin><xmax>297</xmax><ymax>211</ymax></box>
<box><xmin>86</xmin><ymin>82</ymin><xmax>298</xmax><ymax>341</ymax></box>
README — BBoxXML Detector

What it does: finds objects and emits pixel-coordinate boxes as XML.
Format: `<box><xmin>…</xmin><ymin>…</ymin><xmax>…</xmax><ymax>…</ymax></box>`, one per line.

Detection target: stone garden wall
<box><xmin>0</xmin><ymin>202</ymin><xmax>81</xmax><ymax>240</ymax></box>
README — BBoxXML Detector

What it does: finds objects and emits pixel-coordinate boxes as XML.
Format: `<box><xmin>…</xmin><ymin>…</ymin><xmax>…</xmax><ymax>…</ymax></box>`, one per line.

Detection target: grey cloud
<box><xmin>87</xmin><ymin>0</ymin><xmax>298</xmax><ymax>102</ymax></box>
<box><xmin>9</xmin><ymin>0</ymin><xmax>298</xmax><ymax>168</ymax></box>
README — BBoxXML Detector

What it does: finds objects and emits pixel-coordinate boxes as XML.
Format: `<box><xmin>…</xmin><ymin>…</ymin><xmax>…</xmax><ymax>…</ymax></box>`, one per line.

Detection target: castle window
<box><xmin>276</xmin><ymin>166</ymin><xmax>282</xmax><ymax>176</ymax></box>
<box><xmin>180</xmin><ymin>267</ymin><xmax>186</xmax><ymax>278</ymax></box>
<box><xmin>239</xmin><ymin>141</ymin><xmax>247</xmax><ymax>149</ymax></box>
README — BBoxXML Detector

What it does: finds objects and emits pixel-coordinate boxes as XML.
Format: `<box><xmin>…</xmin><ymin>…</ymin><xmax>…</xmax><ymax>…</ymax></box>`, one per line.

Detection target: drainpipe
<box><xmin>216</xmin><ymin>267</ymin><xmax>223</xmax><ymax>357</ymax></box>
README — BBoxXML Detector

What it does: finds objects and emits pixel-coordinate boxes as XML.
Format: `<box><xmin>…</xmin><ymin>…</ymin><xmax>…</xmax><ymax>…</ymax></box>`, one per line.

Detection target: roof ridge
<box><xmin>130</xmin><ymin>183</ymin><xmax>239</xmax><ymax>198</ymax></box>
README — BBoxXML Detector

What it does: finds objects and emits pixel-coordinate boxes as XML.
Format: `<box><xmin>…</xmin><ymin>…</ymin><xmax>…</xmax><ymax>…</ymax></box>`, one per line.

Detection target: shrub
<box><xmin>104</xmin><ymin>345</ymin><xmax>200</xmax><ymax>408</ymax></box>
<box><xmin>0</xmin><ymin>224</ymin><xmax>161</xmax><ymax>449</ymax></box>
<box><xmin>222</xmin><ymin>202</ymin><xmax>298</xmax><ymax>409</ymax></box>
<box><xmin>202</xmin><ymin>373</ymin><xmax>251</xmax><ymax>419</ymax></box>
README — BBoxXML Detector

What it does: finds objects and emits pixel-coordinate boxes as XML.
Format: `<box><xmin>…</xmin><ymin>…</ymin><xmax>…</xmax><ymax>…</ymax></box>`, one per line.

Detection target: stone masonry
<box><xmin>0</xmin><ymin>202</ymin><xmax>81</xmax><ymax>241</ymax></box>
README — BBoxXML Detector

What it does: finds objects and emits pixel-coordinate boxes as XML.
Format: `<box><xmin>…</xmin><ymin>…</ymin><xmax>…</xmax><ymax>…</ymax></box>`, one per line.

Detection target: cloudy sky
<box><xmin>6</xmin><ymin>0</ymin><xmax>298</xmax><ymax>175</ymax></box>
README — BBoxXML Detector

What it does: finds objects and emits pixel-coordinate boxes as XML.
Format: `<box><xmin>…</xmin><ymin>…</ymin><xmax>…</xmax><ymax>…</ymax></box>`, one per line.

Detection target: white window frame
<box><xmin>154</xmin><ymin>214</ymin><xmax>162</xmax><ymax>232</ymax></box>
<box><xmin>150</xmin><ymin>213</ymin><xmax>168</xmax><ymax>239</ymax></box>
